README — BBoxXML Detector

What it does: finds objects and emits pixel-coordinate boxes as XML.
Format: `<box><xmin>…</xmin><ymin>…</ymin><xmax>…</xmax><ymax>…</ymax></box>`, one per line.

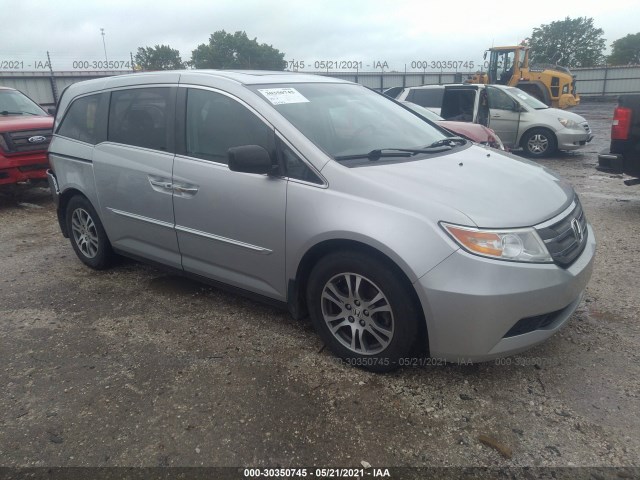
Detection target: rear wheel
<box><xmin>66</xmin><ymin>195</ymin><xmax>115</xmax><ymax>270</ymax></box>
<box><xmin>306</xmin><ymin>251</ymin><xmax>421</xmax><ymax>372</ymax></box>
<box><xmin>521</xmin><ymin>128</ymin><xmax>557</xmax><ymax>158</ymax></box>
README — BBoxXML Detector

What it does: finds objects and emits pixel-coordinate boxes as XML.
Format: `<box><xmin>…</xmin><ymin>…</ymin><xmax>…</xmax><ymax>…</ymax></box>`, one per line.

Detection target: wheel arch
<box><xmin>57</xmin><ymin>187</ymin><xmax>89</xmax><ymax>237</ymax></box>
<box><xmin>288</xmin><ymin>238</ymin><xmax>428</xmax><ymax>352</ymax></box>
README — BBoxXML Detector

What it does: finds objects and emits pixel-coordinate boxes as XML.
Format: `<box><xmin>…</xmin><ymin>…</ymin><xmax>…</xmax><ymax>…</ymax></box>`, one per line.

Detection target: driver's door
<box><xmin>172</xmin><ymin>87</ymin><xmax>287</xmax><ymax>300</ymax></box>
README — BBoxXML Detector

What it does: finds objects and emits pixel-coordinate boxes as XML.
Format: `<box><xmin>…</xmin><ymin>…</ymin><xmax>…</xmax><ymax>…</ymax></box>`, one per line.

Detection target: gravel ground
<box><xmin>0</xmin><ymin>100</ymin><xmax>639</xmax><ymax>473</ymax></box>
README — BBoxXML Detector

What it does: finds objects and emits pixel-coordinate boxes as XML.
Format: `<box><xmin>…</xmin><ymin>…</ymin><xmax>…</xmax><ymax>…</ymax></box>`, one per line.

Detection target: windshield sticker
<box><xmin>258</xmin><ymin>87</ymin><xmax>310</xmax><ymax>105</ymax></box>
<box><xmin>517</xmin><ymin>93</ymin><xmax>529</xmax><ymax>100</ymax></box>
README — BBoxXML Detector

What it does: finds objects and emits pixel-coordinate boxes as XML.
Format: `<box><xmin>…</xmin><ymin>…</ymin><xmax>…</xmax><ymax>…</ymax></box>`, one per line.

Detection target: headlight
<box><xmin>441</xmin><ymin>223</ymin><xmax>552</xmax><ymax>263</ymax></box>
<box><xmin>558</xmin><ymin>117</ymin><xmax>578</xmax><ymax>129</ymax></box>
<box><xmin>486</xmin><ymin>133</ymin><xmax>505</xmax><ymax>150</ymax></box>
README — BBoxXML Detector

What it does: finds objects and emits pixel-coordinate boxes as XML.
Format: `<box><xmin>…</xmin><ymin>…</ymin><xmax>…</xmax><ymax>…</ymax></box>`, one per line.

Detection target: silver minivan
<box><xmin>393</xmin><ymin>84</ymin><xmax>593</xmax><ymax>157</ymax></box>
<box><xmin>47</xmin><ymin>71</ymin><xmax>595</xmax><ymax>371</ymax></box>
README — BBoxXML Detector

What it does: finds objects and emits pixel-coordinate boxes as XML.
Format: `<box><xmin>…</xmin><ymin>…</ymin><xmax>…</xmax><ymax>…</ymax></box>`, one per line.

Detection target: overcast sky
<box><xmin>1</xmin><ymin>0</ymin><xmax>638</xmax><ymax>71</ymax></box>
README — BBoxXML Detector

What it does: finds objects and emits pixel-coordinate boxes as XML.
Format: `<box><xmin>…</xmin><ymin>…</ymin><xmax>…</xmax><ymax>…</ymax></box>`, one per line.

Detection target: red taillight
<box><xmin>611</xmin><ymin>106</ymin><xmax>632</xmax><ymax>140</ymax></box>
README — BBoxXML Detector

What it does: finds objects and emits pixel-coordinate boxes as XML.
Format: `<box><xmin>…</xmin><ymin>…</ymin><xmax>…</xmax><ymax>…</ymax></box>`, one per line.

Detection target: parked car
<box><xmin>0</xmin><ymin>86</ymin><xmax>53</xmax><ymax>186</ymax></box>
<box><xmin>597</xmin><ymin>94</ymin><xmax>640</xmax><ymax>186</ymax></box>
<box><xmin>390</xmin><ymin>84</ymin><xmax>593</xmax><ymax>157</ymax></box>
<box><xmin>401</xmin><ymin>101</ymin><xmax>504</xmax><ymax>150</ymax></box>
<box><xmin>48</xmin><ymin>71</ymin><xmax>595</xmax><ymax>372</ymax></box>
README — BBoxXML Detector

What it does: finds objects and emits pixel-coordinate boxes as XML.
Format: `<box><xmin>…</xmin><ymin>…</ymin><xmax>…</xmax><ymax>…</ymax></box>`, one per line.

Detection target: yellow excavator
<box><xmin>466</xmin><ymin>46</ymin><xmax>580</xmax><ymax>109</ymax></box>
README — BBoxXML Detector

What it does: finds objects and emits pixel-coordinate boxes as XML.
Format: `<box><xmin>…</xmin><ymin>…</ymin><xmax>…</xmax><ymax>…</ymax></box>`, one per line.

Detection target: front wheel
<box><xmin>521</xmin><ymin>128</ymin><xmax>557</xmax><ymax>158</ymax></box>
<box><xmin>65</xmin><ymin>195</ymin><xmax>115</xmax><ymax>270</ymax></box>
<box><xmin>306</xmin><ymin>251</ymin><xmax>422</xmax><ymax>372</ymax></box>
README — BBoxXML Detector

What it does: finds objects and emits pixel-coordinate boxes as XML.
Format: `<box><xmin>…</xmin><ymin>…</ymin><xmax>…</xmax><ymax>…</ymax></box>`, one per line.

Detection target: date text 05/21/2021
<box><xmin>285</xmin><ymin>59</ymin><xmax>484</xmax><ymax>70</ymax></box>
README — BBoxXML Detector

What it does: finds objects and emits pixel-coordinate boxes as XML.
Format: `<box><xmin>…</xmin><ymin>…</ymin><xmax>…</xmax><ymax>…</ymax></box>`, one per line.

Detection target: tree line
<box><xmin>135</xmin><ymin>23</ymin><xmax>640</xmax><ymax>72</ymax></box>
<box><xmin>134</xmin><ymin>30</ymin><xmax>286</xmax><ymax>71</ymax></box>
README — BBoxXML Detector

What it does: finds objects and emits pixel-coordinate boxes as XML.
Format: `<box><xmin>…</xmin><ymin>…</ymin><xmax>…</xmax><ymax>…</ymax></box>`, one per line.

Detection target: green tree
<box><xmin>190</xmin><ymin>30</ymin><xmax>286</xmax><ymax>70</ymax></box>
<box><xmin>134</xmin><ymin>45</ymin><xmax>184</xmax><ymax>71</ymax></box>
<box><xmin>608</xmin><ymin>33</ymin><xmax>640</xmax><ymax>65</ymax></box>
<box><xmin>527</xmin><ymin>17</ymin><xmax>606</xmax><ymax>68</ymax></box>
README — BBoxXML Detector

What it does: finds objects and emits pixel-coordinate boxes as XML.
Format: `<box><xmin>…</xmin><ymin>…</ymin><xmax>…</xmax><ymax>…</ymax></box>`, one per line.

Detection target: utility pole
<box><xmin>100</xmin><ymin>28</ymin><xmax>108</xmax><ymax>62</ymax></box>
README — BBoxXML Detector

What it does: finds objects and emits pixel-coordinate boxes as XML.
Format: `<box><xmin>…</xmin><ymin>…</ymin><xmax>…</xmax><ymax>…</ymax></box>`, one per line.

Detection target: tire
<box><xmin>521</xmin><ymin>128</ymin><xmax>557</xmax><ymax>158</ymax></box>
<box><xmin>306</xmin><ymin>250</ymin><xmax>421</xmax><ymax>372</ymax></box>
<box><xmin>65</xmin><ymin>195</ymin><xmax>115</xmax><ymax>270</ymax></box>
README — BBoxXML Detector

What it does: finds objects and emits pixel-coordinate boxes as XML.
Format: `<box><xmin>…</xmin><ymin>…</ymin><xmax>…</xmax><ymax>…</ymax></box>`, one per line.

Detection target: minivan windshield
<box><xmin>0</xmin><ymin>90</ymin><xmax>47</xmax><ymax>116</ymax></box>
<box><xmin>506</xmin><ymin>87</ymin><xmax>549</xmax><ymax>110</ymax></box>
<box><xmin>249</xmin><ymin>83</ymin><xmax>447</xmax><ymax>160</ymax></box>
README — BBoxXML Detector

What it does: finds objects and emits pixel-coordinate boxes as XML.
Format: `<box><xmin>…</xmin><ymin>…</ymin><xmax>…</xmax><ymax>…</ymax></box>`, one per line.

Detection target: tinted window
<box><xmin>185</xmin><ymin>88</ymin><xmax>274</xmax><ymax>164</ymax></box>
<box><xmin>57</xmin><ymin>94</ymin><xmax>101</xmax><ymax>144</ymax></box>
<box><xmin>279</xmin><ymin>139</ymin><xmax>322</xmax><ymax>184</ymax></box>
<box><xmin>108</xmin><ymin>88</ymin><xmax>170</xmax><ymax>150</ymax></box>
<box><xmin>487</xmin><ymin>87</ymin><xmax>517</xmax><ymax>111</ymax></box>
<box><xmin>407</xmin><ymin>88</ymin><xmax>444</xmax><ymax>108</ymax></box>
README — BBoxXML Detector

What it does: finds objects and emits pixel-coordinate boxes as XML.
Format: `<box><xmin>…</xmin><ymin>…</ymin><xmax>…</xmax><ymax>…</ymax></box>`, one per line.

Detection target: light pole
<box><xmin>100</xmin><ymin>28</ymin><xmax>108</xmax><ymax>62</ymax></box>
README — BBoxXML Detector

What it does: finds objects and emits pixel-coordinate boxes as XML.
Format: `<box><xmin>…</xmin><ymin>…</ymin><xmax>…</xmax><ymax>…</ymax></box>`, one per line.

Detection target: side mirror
<box><xmin>228</xmin><ymin>145</ymin><xmax>274</xmax><ymax>175</ymax></box>
<box><xmin>47</xmin><ymin>107</ymin><xmax>56</xmax><ymax>116</ymax></box>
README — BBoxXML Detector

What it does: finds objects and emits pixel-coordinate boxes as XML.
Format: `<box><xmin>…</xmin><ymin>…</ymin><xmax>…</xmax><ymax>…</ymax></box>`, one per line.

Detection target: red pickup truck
<box><xmin>0</xmin><ymin>86</ymin><xmax>53</xmax><ymax>186</ymax></box>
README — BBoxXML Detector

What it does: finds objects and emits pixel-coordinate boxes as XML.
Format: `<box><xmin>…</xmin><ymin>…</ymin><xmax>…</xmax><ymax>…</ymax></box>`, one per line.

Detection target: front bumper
<box><xmin>556</xmin><ymin>127</ymin><xmax>593</xmax><ymax>151</ymax></box>
<box><xmin>414</xmin><ymin>224</ymin><xmax>596</xmax><ymax>362</ymax></box>
<box><xmin>0</xmin><ymin>152</ymin><xmax>49</xmax><ymax>185</ymax></box>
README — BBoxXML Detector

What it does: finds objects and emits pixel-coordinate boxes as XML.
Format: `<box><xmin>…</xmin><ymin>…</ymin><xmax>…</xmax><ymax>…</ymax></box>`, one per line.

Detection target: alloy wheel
<box><xmin>320</xmin><ymin>272</ymin><xmax>395</xmax><ymax>355</ymax></box>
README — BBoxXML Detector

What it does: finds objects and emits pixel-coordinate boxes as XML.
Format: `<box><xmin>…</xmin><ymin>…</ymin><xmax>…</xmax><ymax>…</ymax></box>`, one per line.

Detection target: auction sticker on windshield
<box><xmin>258</xmin><ymin>87</ymin><xmax>310</xmax><ymax>105</ymax></box>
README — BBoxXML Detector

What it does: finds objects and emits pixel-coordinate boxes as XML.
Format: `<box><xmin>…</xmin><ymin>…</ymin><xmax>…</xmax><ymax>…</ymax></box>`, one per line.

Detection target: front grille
<box><xmin>581</xmin><ymin>122</ymin><xmax>591</xmax><ymax>135</ymax></box>
<box><xmin>2</xmin><ymin>128</ymin><xmax>52</xmax><ymax>154</ymax></box>
<box><xmin>536</xmin><ymin>198</ymin><xmax>588</xmax><ymax>267</ymax></box>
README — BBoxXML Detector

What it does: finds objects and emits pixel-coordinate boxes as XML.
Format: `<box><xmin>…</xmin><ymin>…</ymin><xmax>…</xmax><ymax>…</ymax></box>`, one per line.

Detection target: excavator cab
<box><xmin>487</xmin><ymin>47</ymin><xmax>525</xmax><ymax>85</ymax></box>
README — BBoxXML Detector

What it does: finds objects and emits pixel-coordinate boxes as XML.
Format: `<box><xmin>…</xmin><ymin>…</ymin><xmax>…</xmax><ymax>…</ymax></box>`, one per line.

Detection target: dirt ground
<box><xmin>0</xmin><ymin>100</ymin><xmax>638</xmax><ymax>475</ymax></box>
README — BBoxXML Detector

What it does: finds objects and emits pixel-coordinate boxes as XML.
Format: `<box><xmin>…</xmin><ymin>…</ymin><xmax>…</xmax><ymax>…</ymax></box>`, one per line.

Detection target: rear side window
<box><xmin>57</xmin><ymin>94</ymin><xmax>102</xmax><ymax>144</ymax></box>
<box><xmin>108</xmin><ymin>88</ymin><xmax>171</xmax><ymax>151</ymax></box>
<box><xmin>185</xmin><ymin>88</ymin><xmax>274</xmax><ymax>164</ymax></box>
<box><xmin>407</xmin><ymin>88</ymin><xmax>444</xmax><ymax>108</ymax></box>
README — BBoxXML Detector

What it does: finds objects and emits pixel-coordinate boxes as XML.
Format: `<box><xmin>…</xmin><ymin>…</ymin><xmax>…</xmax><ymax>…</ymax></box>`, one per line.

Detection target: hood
<box><xmin>438</xmin><ymin>120</ymin><xmax>495</xmax><ymax>143</ymax></box>
<box><xmin>352</xmin><ymin>144</ymin><xmax>574</xmax><ymax>228</ymax></box>
<box><xmin>535</xmin><ymin>107</ymin><xmax>587</xmax><ymax>124</ymax></box>
<box><xmin>0</xmin><ymin>115</ymin><xmax>53</xmax><ymax>132</ymax></box>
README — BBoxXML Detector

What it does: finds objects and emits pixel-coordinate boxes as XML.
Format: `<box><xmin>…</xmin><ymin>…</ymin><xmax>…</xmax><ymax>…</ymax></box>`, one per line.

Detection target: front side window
<box><xmin>487</xmin><ymin>87</ymin><xmax>517</xmax><ymax>111</ymax></box>
<box><xmin>57</xmin><ymin>94</ymin><xmax>101</xmax><ymax>144</ymax></box>
<box><xmin>185</xmin><ymin>88</ymin><xmax>274</xmax><ymax>164</ymax></box>
<box><xmin>108</xmin><ymin>88</ymin><xmax>170</xmax><ymax>151</ymax></box>
<box><xmin>249</xmin><ymin>83</ymin><xmax>446</xmax><ymax>160</ymax></box>
<box><xmin>279</xmin><ymin>139</ymin><xmax>322</xmax><ymax>184</ymax></box>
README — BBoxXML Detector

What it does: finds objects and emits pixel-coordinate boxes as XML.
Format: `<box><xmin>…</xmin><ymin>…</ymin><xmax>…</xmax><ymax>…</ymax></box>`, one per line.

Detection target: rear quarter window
<box><xmin>57</xmin><ymin>93</ymin><xmax>106</xmax><ymax>144</ymax></box>
<box><xmin>407</xmin><ymin>89</ymin><xmax>444</xmax><ymax>108</ymax></box>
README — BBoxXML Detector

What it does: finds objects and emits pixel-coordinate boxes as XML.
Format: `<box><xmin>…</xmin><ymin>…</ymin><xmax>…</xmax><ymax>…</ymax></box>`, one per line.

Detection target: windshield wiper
<box><xmin>426</xmin><ymin>137</ymin><xmax>467</xmax><ymax>148</ymax></box>
<box><xmin>0</xmin><ymin>111</ymin><xmax>37</xmax><ymax>116</ymax></box>
<box><xmin>335</xmin><ymin>146</ymin><xmax>451</xmax><ymax>161</ymax></box>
